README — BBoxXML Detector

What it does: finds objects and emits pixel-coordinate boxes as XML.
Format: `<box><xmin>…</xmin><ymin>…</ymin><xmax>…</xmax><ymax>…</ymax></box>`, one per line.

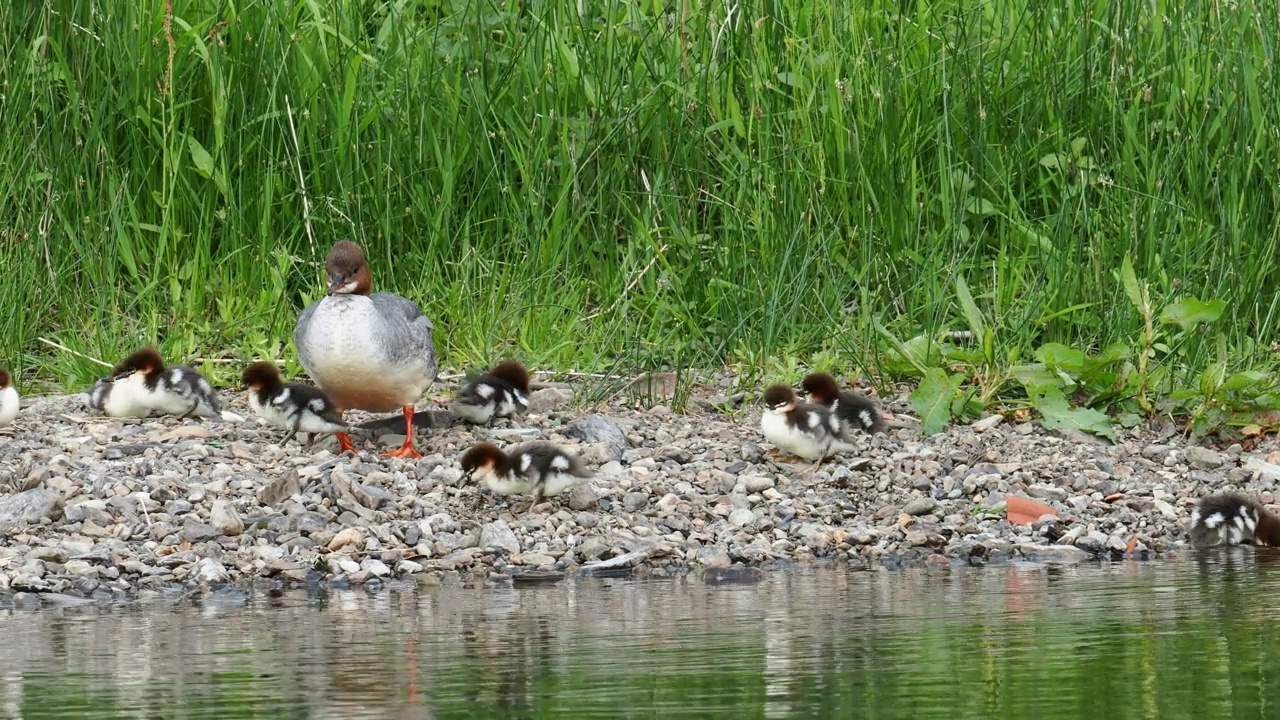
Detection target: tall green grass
<box><xmin>1</xmin><ymin>0</ymin><xmax>1277</xmax><ymax>395</ymax></box>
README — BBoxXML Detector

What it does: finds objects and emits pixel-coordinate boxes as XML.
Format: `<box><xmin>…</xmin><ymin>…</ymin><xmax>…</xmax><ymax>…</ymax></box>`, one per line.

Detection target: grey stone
<box><xmin>479</xmin><ymin>521</ymin><xmax>520</xmax><ymax>555</ymax></box>
<box><xmin>623</xmin><ymin>492</ymin><xmax>650</xmax><ymax>512</ymax></box>
<box><xmin>0</xmin><ymin>489</ymin><xmax>64</xmax><ymax>526</ymax></box>
<box><xmin>209</xmin><ymin>500</ymin><xmax>244</xmax><ymax>536</ymax></box>
<box><xmin>902</xmin><ymin>498</ymin><xmax>938</xmax><ymax>516</ymax></box>
<box><xmin>258</xmin><ymin>471</ymin><xmax>302</xmax><ymax>506</ymax></box>
<box><xmin>727</xmin><ymin>508</ymin><xmax>755</xmax><ymax>528</ymax></box>
<box><xmin>1185</xmin><ymin>446</ymin><xmax>1225</xmax><ymax>470</ymax></box>
<box><xmin>181</xmin><ymin>519</ymin><xmax>220</xmax><ymax>543</ymax></box>
<box><xmin>1026</xmin><ymin>484</ymin><xmax>1068</xmax><ymax>502</ymax></box>
<box><xmin>657</xmin><ymin>445</ymin><xmax>692</xmax><ymax>464</ymax></box>
<box><xmin>563</xmin><ymin>415</ymin><xmax>630</xmax><ymax>461</ymax></box>
<box><xmin>527</xmin><ymin>387</ymin><xmax>574</xmax><ymax>414</ymax></box>
<box><xmin>191</xmin><ymin>558</ymin><xmax>229</xmax><ymax>584</ymax></box>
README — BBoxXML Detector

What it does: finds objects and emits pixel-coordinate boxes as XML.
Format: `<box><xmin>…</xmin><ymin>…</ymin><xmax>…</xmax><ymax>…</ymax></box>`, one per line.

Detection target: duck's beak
<box><xmin>326</xmin><ymin>272</ymin><xmax>345</xmax><ymax>295</ymax></box>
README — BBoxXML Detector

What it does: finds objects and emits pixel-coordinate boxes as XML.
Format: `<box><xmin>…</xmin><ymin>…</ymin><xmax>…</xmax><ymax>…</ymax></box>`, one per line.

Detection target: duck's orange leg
<box><xmin>335</xmin><ymin>432</ymin><xmax>361</xmax><ymax>455</ymax></box>
<box><xmin>382</xmin><ymin>405</ymin><xmax>422</xmax><ymax>459</ymax></box>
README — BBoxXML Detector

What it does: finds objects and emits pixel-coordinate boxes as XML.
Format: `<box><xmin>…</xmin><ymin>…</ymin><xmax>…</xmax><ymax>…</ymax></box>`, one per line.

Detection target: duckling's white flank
<box><xmin>293</xmin><ymin>240</ymin><xmax>438</xmax><ymax>459</ymax></box>
<box><xmin>0</xmin><ymin>368</ymin><xmax>18</xmax><ymax>427</ymax></box>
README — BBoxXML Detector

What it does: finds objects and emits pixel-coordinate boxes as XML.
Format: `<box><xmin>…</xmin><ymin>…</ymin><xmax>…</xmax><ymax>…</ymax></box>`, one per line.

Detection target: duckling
<box><xmin>801</xmin><ymin>372</ymin><xmax>886</xmax><ymax>435</ymax></box>
<box><xmin>453</xmin><ymin>359</ymin><xmax>531</xmax><ymax>425</ymax></box>
<box><xmin>459</xmin><ymin>441</ymin><xmax>593</xmax><ymax>513</ymax></box>
<box><xmin>759</xmin><ymin>384</ymin><xmax>859</xmax><ymax>472</ymax></box>
<box><xmin>86</xmin><ymin>348</ymin><xmax>219</xmax><ymax>419</ymax></box>
<box><xmin>158</xmin><ymin>364</ymin><xmax>221</xmax><ymax>419</ymax></box>
<box><xmin>0</xmin><ymin>367</ymin><xmax>18</xmax><ymax>427</ymax></box>
<box><xmin>242</xmin><ymin>361</ymin><xmax>348</xmax><ymax>447</ymax></box>
<box><xmin>293</xmin><ymin>240</ymin><xmax>438</xmax><ymax>459</ymax></box>
<box><xmin>1189</xmin><ymin>492</ymin><xmax>1280</xmax><ymax>548</ymax></box>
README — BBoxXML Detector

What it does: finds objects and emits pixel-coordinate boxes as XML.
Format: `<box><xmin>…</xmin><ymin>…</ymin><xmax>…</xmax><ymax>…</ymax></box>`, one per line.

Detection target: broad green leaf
<box><xmin>1035</xmin><ymin>342</ymin><xmax>1086</xmax><ymax>373</ymax></box>
<box><xmin>188</xmin><ymin>134</ymin><xmax>214</xmax><ymax>178</ymax></box>
<box><xmin>1039</xmin><ymin>153</ymin><xmax>1065</xmax><ymax>169</ymax></box>
<box><xmin>1070</xmin><ymin>137</ymin><xmax>1088</xmax><ymax>156</ymax></box>
<box><xmin>966</xmin><ymin>197</ymin><xmax>996</xmax><ymax>216</ymax></box>
<box><xmin>874</xmin><ymin>321</ymin><xmax>931</xmax><ymax>376</ymax></box>
<box><xmin>909</xmin><ymin>368</ymin><xmax>962</xmax><ymax>435</ymax></box>
<box><xmin>1030</xmin><ymin>387</ymin><xmax>1118</xmax><ymax>442</ymax></box>
<box><xmin>954</xmin><ymin>275</ymin><xmax>986</xmax><ymax>339</ymax></box>
<box><xmin>1096</xmin><ymin>342</ymin><xmax>1131</xmax><ymax>365</ymax></box>
<box><xmin>1119</xmin><ymin>253</ymin><xmax>1146</xmax><ymax>314</ymax></box>
<box><xmin>1010</xmin><ymin>363</ymin><xmax>1065</xmax><ymax>392</ymax></box>
<box><xmin>1158</xmin><ymin>297</ymin><xmax>1226</xmax><ymax>331</ymax></box>
<box><xmin>1222</xmin><ymin>370</ymin><xmax>1270</xmax><ymax>392</ymax></box>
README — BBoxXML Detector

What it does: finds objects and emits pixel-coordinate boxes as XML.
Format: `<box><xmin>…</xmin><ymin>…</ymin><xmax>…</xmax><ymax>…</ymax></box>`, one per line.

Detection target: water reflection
<box><xmin>3</xmin><ymin>558</ymin><xmax>1280</xmax><ymax>718</ymax></box>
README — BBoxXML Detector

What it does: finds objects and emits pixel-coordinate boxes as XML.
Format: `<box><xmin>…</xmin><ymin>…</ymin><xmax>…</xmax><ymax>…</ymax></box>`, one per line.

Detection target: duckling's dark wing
<box><xmin>287</xmin><ymin>383</ymin><xmax>346</xmax><ymax>426</ymax></box>
<box><xmin>834</xmin><ymin>390</ymin><xmax>883</xmax><ymax>434</ymax></box>
<box><xmin>168</xmin><ymin>366</ymin><xmax>221</xmax><ymax>413</ymax></box>
<box><xmin>517</xmin><ymin>441</ymin><xmax>592</xmax><ymax>479</ymax></box>
<box><xmin>456</xmin><ymin>373</ymin><xmax>501</xmax><ymax>405</ymax></box>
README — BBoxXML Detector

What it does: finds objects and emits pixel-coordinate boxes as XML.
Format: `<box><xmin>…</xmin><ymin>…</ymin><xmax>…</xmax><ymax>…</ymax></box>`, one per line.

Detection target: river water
<box><xmin>2</xmin><ymin>552</ymin><xmax>1278</xmax><ymax>718</ymax></box>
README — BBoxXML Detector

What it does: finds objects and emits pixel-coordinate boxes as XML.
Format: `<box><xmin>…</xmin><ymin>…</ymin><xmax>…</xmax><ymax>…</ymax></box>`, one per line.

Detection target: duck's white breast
<box><xmin>296</xmin><ymin>296</ymin><xmax>434</xmax><ymax>411</ymax></box>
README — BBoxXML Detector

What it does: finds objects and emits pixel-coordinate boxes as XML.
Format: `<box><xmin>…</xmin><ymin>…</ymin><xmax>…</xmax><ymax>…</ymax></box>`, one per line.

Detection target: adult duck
<box><xmin>293</xmin><ymin>240</ymin><xmax>438</xmax><ymax>458</ymax></box>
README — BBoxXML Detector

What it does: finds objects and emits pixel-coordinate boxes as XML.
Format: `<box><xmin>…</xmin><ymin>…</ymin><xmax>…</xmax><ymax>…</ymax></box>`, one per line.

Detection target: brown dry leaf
<box><xmin>1006</xmin><ymin>495</ymin><xmax>1059</xmax><ymax>526</ymax></box>
<box><xmin>1125</xmin><ymin>536</ymin><xmax>1139</xmax><ymax>554</ymax></box>
<box><xmin>1241</xmin><ymin>424</ymin><xmax>1265</xmax><ymax>437</ymax></box>
<box><xmin>156</xmin><ymin>426</ymin><xmax>211</xmax><ymax>442</ymax></box>
<box><xmin>1103</xmin><ymin>493</ymin><xmax>1126</xmax><ymax>503</ymax></box>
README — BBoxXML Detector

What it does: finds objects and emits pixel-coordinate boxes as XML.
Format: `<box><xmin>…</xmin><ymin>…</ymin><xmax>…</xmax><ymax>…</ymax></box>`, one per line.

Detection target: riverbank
<box><xmin>0</xmin><ymin>375</ymin><xmax>1274</xmax><ymax>604</ymax></box>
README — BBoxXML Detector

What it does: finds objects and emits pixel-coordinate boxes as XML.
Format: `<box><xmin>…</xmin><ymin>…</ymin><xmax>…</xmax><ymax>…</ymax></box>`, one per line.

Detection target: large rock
<box><xmin>564</xmin><ymin>415</ymin><xmax>630</xmax><ymax>462</ymax></box>
<box><xmin>210</xmin><ymin>500</ymin><xmax>244</xmax><ymax>536</ymax></box>
<box><xmin>0</xmin><ymin>489</ymin><xmax>64</xmax><ymax>526</ymax></box>
<box><xmin>479</xmin><ymin>521</ymin><xmax>520</xmax><ymax>555</ymax></box>
<box><xmin>258</xmin><ymin>470</ymin><xmax>302</xmax><ymax>506</ymax></box>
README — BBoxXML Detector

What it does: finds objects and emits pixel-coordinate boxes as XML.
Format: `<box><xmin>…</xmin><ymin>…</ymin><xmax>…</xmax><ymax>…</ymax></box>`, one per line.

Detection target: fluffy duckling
<box><xmin>801</xmin><ymin>372</ymin><xmax>886</xmax><ymax>435</ymax></box>
<box><xmin>293</xmin><ymin>240</ymin><xmax>438</xmax><ymax>459</ymax></box>
<box><xmin>760</xmin><ymin>384</ymin><xmax>859</xmax><ymax>471</ymax></box>
<box><xmin>87</xmin><ymin>348</ymin><xmax>219</xmax><ymax>419</ymax></box>
<box><xmin>0</xmin><ymin>367</ymin><xmax>18</xmax><ymax>427</ymax></box>
<box><xmin>459</xmin><ymin>441</ymin><xmax>593</xmax><ymax>513</ymax></box>
<box><xmin>242</xmin><ymin>361</ymin><xmax>348</xmax><ymax>447</ymax></box>
<box><xmin>1189</xmin><ymin>492</ymin><xmax>1280</xmax><ymax>549</ymax></box>
<box><xmin>453</xmin><ymin>359</ymin><xmax>531</xmax><ymax>425</ymax></box>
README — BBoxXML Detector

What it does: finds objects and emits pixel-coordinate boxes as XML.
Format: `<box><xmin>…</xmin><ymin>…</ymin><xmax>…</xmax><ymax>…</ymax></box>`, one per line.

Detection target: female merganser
<box><xmin>453</xmin><ymin>359</ymin><xmax>531</xmax><ymax>425</ymax></box>
<box><xmin>459</xmin><ymin>441</ymin><xmax>593</xmax><ymax>513</ymax></box>
<box><xmin>1189</xmin><ymin>492</ymin><xmax>1280</xmax><ymax>548</ymax></box>
<box><xmin>242</xmin><ymin>361</ymin><xmax>348</xmax><ymax>447</ymax></box>
<box><xmin>801</xmin><ymin>372</ymin><xmax>886</xmax><ymax>434</ymax></box>
<box><xmin>759</xmin><ymin>383</ymin><xmax>859</xmax><ymax>471</ymax></box>
<box><xmin>293</xmin><ymin>240</ymin><xmax>438</xmax><ymax>459</ymax></box>
<box><xmin>0</xmin><ymin>367</ymin><xmax>18</xmax><ymax>427</ymax></box>
<box><xmin>86</xmin><ymin>348</ymin><xmax>220</xmax><ymax>419</ymax></box>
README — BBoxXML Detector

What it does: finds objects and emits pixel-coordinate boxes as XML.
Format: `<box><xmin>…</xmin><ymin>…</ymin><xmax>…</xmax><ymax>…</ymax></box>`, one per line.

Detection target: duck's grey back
<box><xmin>370</xmin><ymin>292</ymin><xmax>436</xmax><ymax>370</ymax></box>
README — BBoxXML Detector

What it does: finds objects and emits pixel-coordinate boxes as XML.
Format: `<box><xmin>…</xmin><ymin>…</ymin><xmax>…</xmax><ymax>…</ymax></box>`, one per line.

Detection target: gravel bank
<box><xmin>0</xmin><ymin>377</ymin><xmax>1275</xmax><ymax>604</ymax></box>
